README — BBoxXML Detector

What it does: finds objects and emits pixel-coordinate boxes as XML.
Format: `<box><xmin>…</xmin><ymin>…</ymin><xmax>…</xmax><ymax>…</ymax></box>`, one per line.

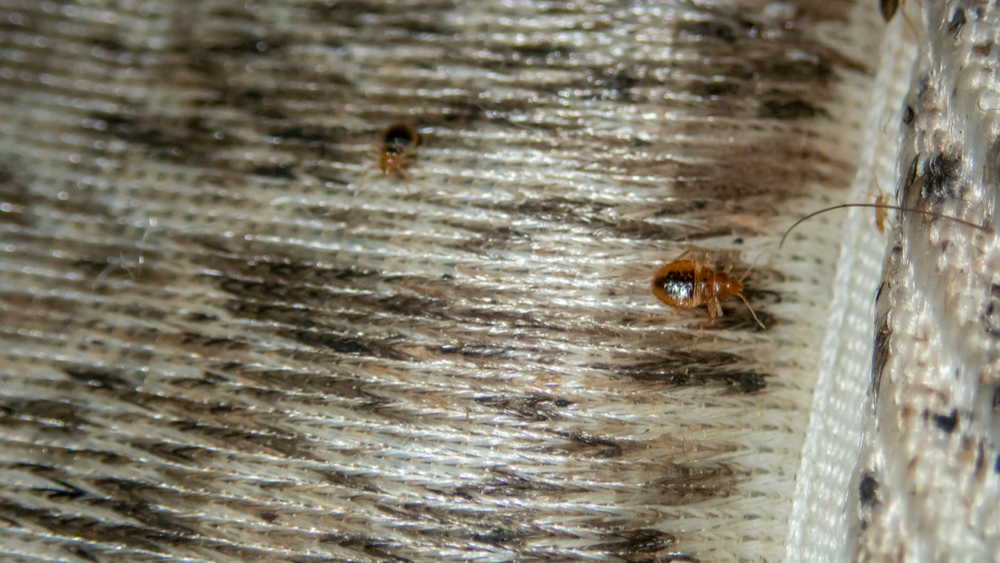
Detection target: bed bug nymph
<box><xmin>377</xmin><ymin>123</ymin><xmax>422</xmax><ymax>177</ymax></box>
<box><xmin>652</xmin><ymin>248</ymin><xmax>765</xmax><ymax>329</ymax></box>
<box><xmin>355</xmin><ymin>123</ymin><xmax>423</xmax><ymax>195</ymax></box>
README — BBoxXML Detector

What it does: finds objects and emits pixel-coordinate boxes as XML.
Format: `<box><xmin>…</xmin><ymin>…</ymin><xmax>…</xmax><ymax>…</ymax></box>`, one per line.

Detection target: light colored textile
<box><xmin>4</xmin><ymin>0</ymin><xmax>987</xmax><ymax>561</ymax></box>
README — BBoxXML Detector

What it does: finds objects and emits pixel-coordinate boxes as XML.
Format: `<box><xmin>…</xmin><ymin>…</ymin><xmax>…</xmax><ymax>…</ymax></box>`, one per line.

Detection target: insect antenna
<box><xmin>733</xmin><ymin>253</ymin><xmax>766</xmax><ymax>330</ymax></box>
<box><xmin>779</xmin><ymin>203</ymin><xmax>994</xmax><ymax>248</ymax></box>
<box><xmin>735</xmin><ymin>293</ymin><xmax>766</xmax><ymax>330</ymax></box>
<box><xmin>737</xmin><ymin>252</ymin><xmax>765</xmax><ymax>283</ymax></box>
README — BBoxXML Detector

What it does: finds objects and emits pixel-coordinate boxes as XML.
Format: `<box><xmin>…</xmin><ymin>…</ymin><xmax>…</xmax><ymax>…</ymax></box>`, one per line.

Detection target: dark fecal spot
<box><xmin>932</xmin><ymin>409</ymin><xmax>958</xmax><ymax>433</ymax></box>
<box><xmin>985</xmin><ymin>136</ymin><xmax>1000</xmax><ymax>188</ymax></box>
<box><xmin>679</xmin><ymin>20</ymin><xmax>737</xmax><ymax>43</ymax></box>
<box><xmin>325</xmin><ymin>337</ymin><xmax>370</xmax><ymax>354</ymax></box>
<box><xmin>311</xmin><ymin>0</ymin><xmax>388</xmax><ymax>27</ymax></box>
<box><xmin>738</xmin><ymin>373</ymin><xmax>766</xmax><ymax>393</ymax></box>
<box><xmin>901</xmin><ymin>156</ymin><xmax>920</xmax><ymax>199</ymax></box>
<box><xmin>612</xmin><ymin>70</ymin><xmax>636</xmax><ymax>92</ymax></box>
<box><xmin>981</xmin><ymin>285</ymin><xmax>1000</xmax><ymax>338</ymax></box>
<box><xmin>859</xmin><ymin>473</ymin><xmax>878</xmax><ymax>505</ymax></box>
<box><xmin>72</xmin><ymin>547</ymin><xmax>99</xmax><ymax>563</ymax></box>
<box><xmin>90</xmin><ymin>36</ymin><xmax>124</xmax><ymax>52</ymax></box>
<box><xmin>760</xmin><ymin>98</ymin><xmax>827</xmax><ymax>120</ymax></box>
<box><xmin>0</xmin><ymin>164</ymin><xmax>33</xmax><ymax>227</ymax></box>
<box><xmin>473</xmin><ymin>528</ymin><xmax>519</xmax><ymax>545</ymax></box>
<box><xmin>871</xmin><ymin>310</ymin><xmax>891</xmax><ymax>398</ymax></box>
<box><xmin>973</xmin><ymin>41</ymin><xmax>994</xmax><ymax>57</ymax></box>
<box><xmin>595</xmin><ymin>528</ymin><xmax>677</xmax><ymax>555</ymax></box>
<box><xmin>475</xmin><ymin>395</ymin><xmax>562</xmax><ymax>422</ymax></box>
<box><xmin>902</xmin><ymin>105</ymin><xmax>914</xmax><ymax>125</ymax></box>
<box><xmin>700</xmin><ymin>80</ymin><xmax>741</xmax><ymax>98</ymax></box>
<box><xmin>64</xmin><ymin>366</ymin><xmax>130</xmax><ymax>390</ymax></box>
<box><xmin>381</xmin><ymin>124</ymin><xmax>419</xmax><ymax>148</ymax></box>
<box><xmin>286</xmin><ymin>333</ymin><xmax>374</xmax><ymax>355</ymax></box>
<box><xmin>949</xmin><ymin>8</ymin><xmax>966</xmax><ymax>33</ymax></box>
<box><xmin>253</xmin><ymin>164</ymin><xmax>297</xmax><ymax>179</ymax></box>
<box><xmin>922</xmin><ymin>153</ymin><xmax>961</xmax><ymax>200</ymax></box>
<box><xmin>612</xmin><ymin>351</ymin><xmax>767</xmax><ymax>391</ymax></box>
<box><xmin>556</xmin><ymin>431</ymin><xmax>623</xmax><ymax>458</ymax></box>
<box><xmin>187</xmin><ymin>312</ymin><xmax>219</xmax><ymax>322</ymax></box>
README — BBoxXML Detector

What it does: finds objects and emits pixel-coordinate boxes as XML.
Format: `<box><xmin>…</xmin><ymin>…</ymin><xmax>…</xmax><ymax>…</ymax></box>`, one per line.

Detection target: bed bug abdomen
<box><xmin>652</xmin><ymin>260</ymin><xmax>700</xmax><ymax>309</ymax></box>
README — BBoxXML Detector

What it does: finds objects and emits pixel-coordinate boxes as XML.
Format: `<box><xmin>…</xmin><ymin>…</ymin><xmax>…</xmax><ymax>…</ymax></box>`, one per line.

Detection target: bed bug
<box><xmin>376</xmin><ymin>123</ymin><xmax>422</xmax><ymax>177</ymax></box>
<box><xmin>873</xmin><ymin>194</ymin><xmax>890</xmax><ymax>234</ymax></box>
<box><xmin>867</xmin><ymin>178</ymin><xmax>890</xmax><ymax>234</ymax></box>
<box><xmin>355</xmin><ymin>123</ymin><xmax>423</xmax><ymax>195</ymax></box>
<box><xmin>652</xmin><ymin>248</ymin><xmax>765</xmax><ymax>330</ymax></box>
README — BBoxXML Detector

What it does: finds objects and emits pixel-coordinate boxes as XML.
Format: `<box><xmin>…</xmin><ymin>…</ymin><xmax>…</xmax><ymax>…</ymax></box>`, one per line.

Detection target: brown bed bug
<box><xmin>652</xmin><ymin>248</ymin><xmax>765</xmax><ymax>329</ymax></box>
<box><xmin>355</xmin><ymin>123</ymin><xmax>423</xmax><ymax>195</ymax></box>
<box><xmin>376</xmin><ymin>123</ymin><xmax>422</xmax><ymax>178</ymax></box>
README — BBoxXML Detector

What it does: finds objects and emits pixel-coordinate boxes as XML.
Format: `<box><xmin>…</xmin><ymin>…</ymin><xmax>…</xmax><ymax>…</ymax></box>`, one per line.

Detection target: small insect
<box><xmin>652</xmin><ymin>248</ymin><xmax>765</xmax><ymax>330</ymax></box>
<box><xmin>376</xmin><ymin>123</ymin><xmax>422</xmax><ymax>178</ymax></box>
<box><xmin>873</xmin><ymin>193</ymin><xmax>890</xmax><ymax>234</ymax></box>
<box><xmin>864</xmin><ymin>177</ymin><xmax>891</xmax><ymax>234</ymax></box>
<box><xmin>355</xmin><ymin>123</ymin><xmax>422</xmax><ymax>195</ymax></box>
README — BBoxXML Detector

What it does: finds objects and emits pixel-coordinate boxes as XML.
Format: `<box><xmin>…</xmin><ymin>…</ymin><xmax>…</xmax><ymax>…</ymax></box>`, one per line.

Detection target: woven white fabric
<box><xmin>786</xmin><ymin>16</ymin><xmax>916</xmax><ymax>563</ymax></box>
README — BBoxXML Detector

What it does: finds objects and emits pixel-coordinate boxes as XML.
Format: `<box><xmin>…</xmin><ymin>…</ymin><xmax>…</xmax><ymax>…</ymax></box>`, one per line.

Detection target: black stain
<box><xmin>253</xmin><ymin>163</ymin><xmax>297</xmax><ymax>179</ymax></box>
<box><xmin>86</xmin><ymin>111</ymin><xmax>234</xmax><ymax>165</ymax></box>
<box><xmin>859</xmin><ymin>473</ymin><xmax>879</xmax><ymax>505</ymax></box>
<box><xmin>871</xmin><ymin>300</ymin><xmax>891</xmax><ymax>398</ymax></box>
<box><xmin>473</xmin><ymin>527</ymin><xmax>520</xmax><ymax>545</ymax></box>
<box><xmin>981</xmin><ymin>285</ymin><xmax>1000</xmax><ymax>338</ymax></box>
<box><xmin>475</xmin><ymin>395</ymin><xmax>565</xmax><ymax>422</ymax></box>
<box><xmin>611</xmin><ymin>351</ymin><xmax>768</xmax><ymax>392</ymax></box>
<box><xmin>985</xmin><ymin>136</ymin><xmax>1000</xmax><ymax>189</ymax></box>
<box><xmin>64</xmin><ymin>366</ymin><xmax>130</xmax><ymax>390</ymax></box>
<box><xmin>949</xmin><ymin>8</ymin><xmax>966</xmax><ymax>34</ymax></box>
<box><xmin>595</xmin><ymin>528</ymin><xmax>677</xmax><ymax>555</ymax></box>
<box><xmin>0</xmin><ymin>164</ymin><xmax>33</xmax><ymax>227</ymax></box>
<box><xmin>902</xmin><ymin>105</ymin><xmax>914</xmax><ymax>125</ymax></box>
<box><xmin>678</xmin><ymin>20</ymin><xmax>738</xmax><ymax>43</ymax></box>
<box><xmin>760</xmin><ymin>98</ymin><xmax>827</xmax><ymax>120</ymax></box>
<box><xmin>739</xmin><ymin>373</ymin><xmax>766</xmax><ymax>393</ymax></box>
<box><xmin>922</xmin><ymin>153</ymin><xmax>962</xmax><ymax>200</ymax></box>
<box><xmin>932</xmin><ymin>409</ymin><xmax>958</xmax><ymax>433</ymax></box>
